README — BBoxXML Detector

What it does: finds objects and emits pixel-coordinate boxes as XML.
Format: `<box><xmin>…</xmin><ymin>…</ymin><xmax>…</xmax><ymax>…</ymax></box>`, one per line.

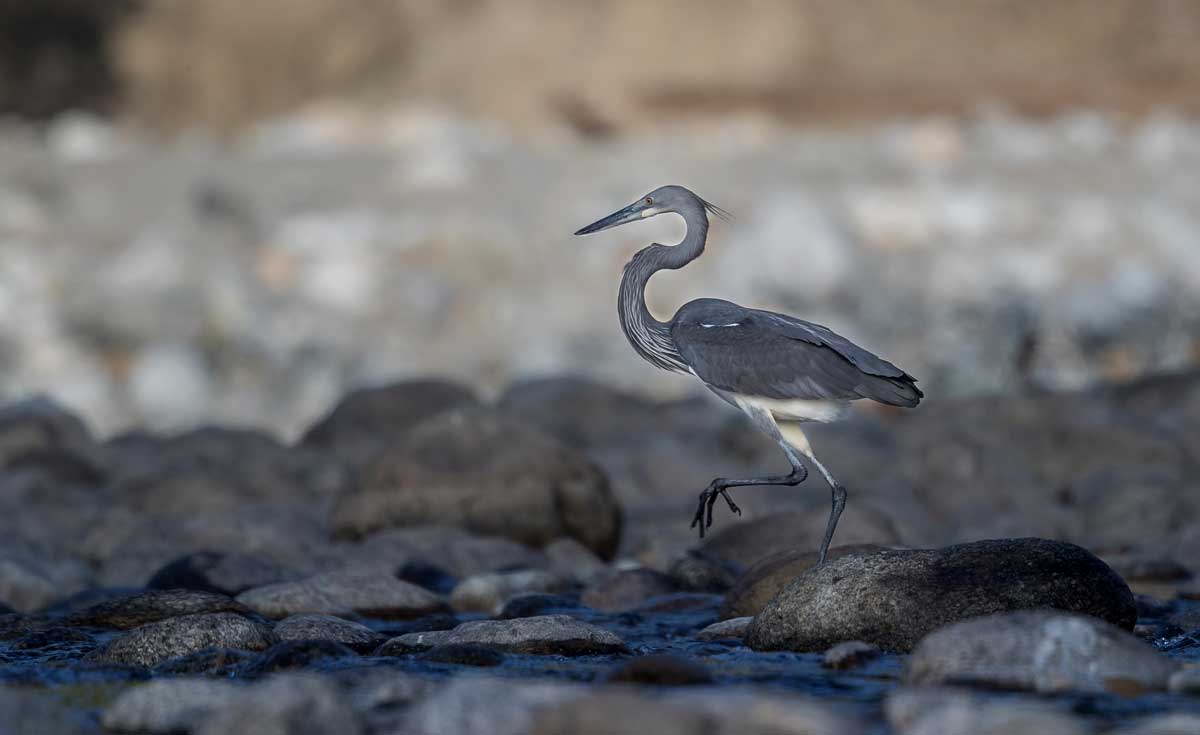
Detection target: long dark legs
<box><xmin>779</xmin><ymin>422</ymin><xmax>846</xmax><ymax>564</ymax></box>
<box><xmin>690</xmin><ymin>461</ymin><xmax>808</xmax><ymax>536</ymax></box>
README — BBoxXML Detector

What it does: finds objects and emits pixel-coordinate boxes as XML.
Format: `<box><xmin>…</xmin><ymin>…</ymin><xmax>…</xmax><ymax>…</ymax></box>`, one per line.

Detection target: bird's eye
<box><xmin>645</xmin><ymin>197</ymin><xmax>654</xmax><ymax>205</ymax></box>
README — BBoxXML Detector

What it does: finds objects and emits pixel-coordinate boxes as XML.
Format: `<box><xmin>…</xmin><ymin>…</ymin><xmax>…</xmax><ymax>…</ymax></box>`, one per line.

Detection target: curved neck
<box><xmin>618</xmin><ymin>210</ymin><xmax>708</xmax><ymax>372</ymax></box>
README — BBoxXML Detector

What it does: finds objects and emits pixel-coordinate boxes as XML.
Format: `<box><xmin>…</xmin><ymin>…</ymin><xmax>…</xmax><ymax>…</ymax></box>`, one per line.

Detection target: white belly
<box><xmin>734</xmin><ymin>394</ymin><xmax>851</xmax><ymax>423</ymax></box>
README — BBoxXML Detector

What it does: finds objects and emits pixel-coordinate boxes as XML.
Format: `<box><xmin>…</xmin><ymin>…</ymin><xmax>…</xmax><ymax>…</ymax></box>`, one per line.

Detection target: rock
<box><xmin>822</xmin><ymin>641</ymin><xmax>881</xmax><ymax>670</ymax></box>
<box><xmin>152</xmin><ymin>648</ymin><xmax>256</xmax><ymax>676</ymax></box>
<box><xmin>404</xmin><ymin>678</ymin><xmax>584</xmax><ymax>735</ymax></box>
<box><xmin>0</xmin><ymin>685</ymin><xmax>93</xmax><ymax>735</ymax></box>
<box><xmin>65</xmin><ymin>589</ymin><xmax>258</xmax><ymax>629</ymax></box>
<box><xmin>0</xmin><ymin>397</ymin><xmax>94</xmax><ymax>466</ymax></box>
<box><xmin>89</xmin><ymin>612</ymin><xmax>279</xmax><ymax>667</ymax></box>
<box><xmin>747</xmin><ymin>538</ymin><xmax>1137</xmax><ymax>652</ymax></box>
<box><xmin>236</xmin><ymin>569</ymin><xmax>446</xmax><ymax>620</ymax></box>
<box><xmin>449</xmin><ymin>569</ymin><xmax>570</xmax><ymax>614</ymax></box>
<box><xmin>9</xmin><ymin>626</ymin><xmax>95</xmax><ymax>654</ymax></box>
<box><xmin>498</xmin><ymin>593</ymin><xmax>582</xmax><ymax>620</ymax></box>
<box><xmin>358</xmin><ymin>526</ymin><xmax>550</xmax><ymax>578</ymax></box>
<box><xmin>383</xmin><ymin>614</ymin><xmax>627</xmax><ymax>656</ymax></box>
<box><xmin>372</xmin><ymin>612</ymin><xmax>460</xmax><ymax>638</ymax></box>
<box><xmin>102</xmin><ymin>678</ymin><xmax>242</xmax><ymax>734</ymax></box>
<box><xmin>1168</xmin><ymin>667</ymin><xmax>1200</xmax><ymax>694</ymax></box>
<box><xmin>603</xmin><ymin>654</ymin><xmax>714</xmax><ymax>685</ymax></box>
<box><xmin>396</xmin><ymin>559</ymin><xmax>457</xmax><ymax>595</ymax></box>
<box><xmin>905</xmin><ymin>610</ymin><xmax>1178</xmax><ymax>694</ymax></box>
<box><xmin>196</xmin><ymin>673</ymin><xmax>362</xmax><ymax>735</ymax></box>
<box><xmin>0</xmin><ymin>555</ymin><xmax>92</xmax><ymax>613</ymax></box>
<box><xmin>531</xmin><ymin>687</ymin><xmax>863</xmax><ymax>735</ymax></box>
<box><xmin>238</xmin><ymin>639</ymin><xmax>359</xmax><ymax>676</ymax></box>
<box><xmin>720</xmin><ymin>544</ymin><xmax>884</xmax><ymax>620</ymax></box>
<box><xmin>700</xmin><ymin>509</ymin><xmax>902</xmax><ymax>567</ymax></box>
<box><xmin>497</xmin><ymin>377</ymin><xmax>663</xmax><ymax>451</ymax></box>
<box><xmin>146</xmin><ymin>551</ymin><xmax>289</xmax><ymax>595</ymax></box>
<box><xmin>1110</xmin><ymin>714</ymin><xmax>1200</xmax><ymax>735</ymax></box>
<box><xmin>544</xmin><ymin>537</ymin><xmax>609</xmax><ymax>585</ymax></box>
<box><xmin>695</xmin><ymin>617</ymin><xmax>752</xmax><ymax>642</ymax></box>
<box><xmin>300</xmin><ymin>379</ymin><xmax>479</xmax><ymax>468</ymax></box>
<box><xmin>885</xmin><ymin>686</ymin><xmax>1090</xmax><ymax>735</ymax></box>
<box><xmin>581</xmin><ymin>569</ymin><xmax>678</xmax><ymax>612</ymax></box>
<box><xmin>416</xmin><ymin>643</ymin><xmax>505</xmax><ymax>667</ymax></box>
<box><xmin>274</xmin><ymin>613</ymin><xmax>387</xmax><ymax>653</ymax></box>
<box><xmin>332</xmin><ymin>408</ymin><xmax>621</xmax><ymax>559</ymax></box>
<box><xmin>667</xmin><ymin>550</ymin><xmax>741</xmax><ymax>593</ymax></box>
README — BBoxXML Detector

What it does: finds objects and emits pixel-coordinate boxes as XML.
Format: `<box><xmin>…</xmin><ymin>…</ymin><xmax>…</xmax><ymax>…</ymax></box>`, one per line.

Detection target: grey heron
<box><xmin>574</xmin><ymin>185</ymin><xmax>922</xmax><ymax>563</ymax></box>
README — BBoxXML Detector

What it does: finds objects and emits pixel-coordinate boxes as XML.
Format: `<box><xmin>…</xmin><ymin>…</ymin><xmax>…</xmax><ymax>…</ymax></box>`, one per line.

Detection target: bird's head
<box><xmin>573</xmin><ymin>185</ymin><xmax>731</xmax><ymax>236</ymax></box>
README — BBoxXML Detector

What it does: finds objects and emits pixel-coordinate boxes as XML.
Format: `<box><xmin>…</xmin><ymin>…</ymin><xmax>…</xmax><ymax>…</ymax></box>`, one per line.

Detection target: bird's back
<box><xmin>671</xmin><ymin>299</ymin><xmax>923</xmax><ymax>408</ymax></box>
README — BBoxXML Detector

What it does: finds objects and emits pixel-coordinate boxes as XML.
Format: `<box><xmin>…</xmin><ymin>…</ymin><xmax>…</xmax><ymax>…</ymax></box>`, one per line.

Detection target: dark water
<box><xmin>2</xmin><ymin>596</ymin><xmax>1199</xmax><ymax>733</ymax></box>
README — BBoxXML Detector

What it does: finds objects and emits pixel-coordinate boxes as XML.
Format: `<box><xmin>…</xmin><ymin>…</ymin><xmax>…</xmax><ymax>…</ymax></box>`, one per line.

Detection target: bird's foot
<box><xmin>689</xmin><ymin>480</ymin><xmax>741</xmax><ymax>538</ymax></box>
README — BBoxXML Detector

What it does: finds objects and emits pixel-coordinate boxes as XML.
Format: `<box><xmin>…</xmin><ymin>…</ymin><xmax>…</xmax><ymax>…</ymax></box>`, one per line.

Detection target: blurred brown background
<box><xmin>2</xmin><ymin>0</ymin><xmax>1200</xmax><ymax>435</ymax></box>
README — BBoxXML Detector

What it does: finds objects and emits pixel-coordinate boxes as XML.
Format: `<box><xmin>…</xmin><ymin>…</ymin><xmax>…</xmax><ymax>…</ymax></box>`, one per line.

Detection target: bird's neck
<box><xmin>617</xmin><ymin>213</ymin><xmax>707</xmax><ymax>373</ymax></box>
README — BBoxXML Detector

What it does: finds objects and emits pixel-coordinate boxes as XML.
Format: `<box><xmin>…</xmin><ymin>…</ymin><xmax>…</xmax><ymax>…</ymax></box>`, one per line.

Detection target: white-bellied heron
<box><xmin>574</xmin><ymin>185</ymin><xmax>923</xmax><ymax>563</ymax></box>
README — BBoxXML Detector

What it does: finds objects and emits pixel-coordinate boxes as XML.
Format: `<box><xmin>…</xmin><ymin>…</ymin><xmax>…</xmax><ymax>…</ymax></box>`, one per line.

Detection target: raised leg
<box><xmin>690</xmin><ymin>462</ymin><xmax>808</xmax><ymax>537</ymax></box>
<box><xmin>779</xmin><ymin>422</ymin><xmax>846</xmax><ymax>564</ymax></box>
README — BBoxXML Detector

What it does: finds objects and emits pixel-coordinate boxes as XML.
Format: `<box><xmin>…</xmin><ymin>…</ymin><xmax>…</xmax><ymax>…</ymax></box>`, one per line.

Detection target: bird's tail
<box><xmin>858</xmin><ymin>373</ymin><xmax>923</xmax><ymax>408</ymax></box>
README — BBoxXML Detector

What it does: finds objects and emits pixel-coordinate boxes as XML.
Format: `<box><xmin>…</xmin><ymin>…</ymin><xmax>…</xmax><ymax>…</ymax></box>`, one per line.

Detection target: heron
<box><xmin>574</xmin><ymin>185</ymin><xmax>923</xmax><ymax>563</ymax></box>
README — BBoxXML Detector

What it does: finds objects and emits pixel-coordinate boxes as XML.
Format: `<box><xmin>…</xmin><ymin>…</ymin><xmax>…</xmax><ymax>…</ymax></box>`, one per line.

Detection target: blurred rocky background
<box><xmin>1</xmin><ymin>0</ymin><xmax>1200</xmax><ymax>435</ymax></box>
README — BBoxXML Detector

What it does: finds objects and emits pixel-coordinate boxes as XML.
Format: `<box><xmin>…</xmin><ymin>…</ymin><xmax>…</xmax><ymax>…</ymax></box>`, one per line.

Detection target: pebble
<box><xmin>235</xmin><ymin>569</ymin><xmax>446</xmax><ymax>620</ymax></box>
<box><xmin>449</xmin><ymin>569</ymin><xmax>569</xmax><ymax>614</ymax></box>
<box><xmin>273</xmin><ymin>613</ymin><xmax>386</xmax><ymax>653</ymax></box>
<box><xmin>694</xmin><ymin>616</ymin><xmax>752</xmax><ymax>642</ymax></box>
<box><xmin>885</xmin><ymin>686</ymin><xmax>1090</xmax><ymax>735</ymax></box>
<box><xmin>89</xmin><ymin>612</ymin><xmax>279</xmax><ymax>668</ymax></box>
<box><xmin>382</xmin><ymin>614</ymin><xmax>627</xmax><ymax>656</ymax></box>
<box><xmin>822</xmin><ymin>641</ymin><xmax>882</xmax><ymax>670</ymax></box>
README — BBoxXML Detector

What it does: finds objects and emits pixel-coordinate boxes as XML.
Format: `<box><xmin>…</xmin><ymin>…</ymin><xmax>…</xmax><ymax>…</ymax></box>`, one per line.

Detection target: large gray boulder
<box><xmin>747</xmin><ymin>538</ymin><xmax>1136</xmax><ymax>652</ymax></box>
<box><xmin>332</xmin><ymin>408</ymin><xmax>621</xmax><ymax>559</ymax></box>
<box><xmin>720</xmin><ymin>544</ymin><xmax>884</xmax><ymax>620</ymax></box>
<box><xmin>904</xmin><ymin>610</ymin><xmax>1178</xmax><ymax>693</ymax></box>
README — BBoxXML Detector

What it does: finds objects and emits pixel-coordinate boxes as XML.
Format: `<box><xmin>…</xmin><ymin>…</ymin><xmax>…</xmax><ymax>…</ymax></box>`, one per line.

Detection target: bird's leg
<box><xmin>779</xmin><ymin>422</ymin><xmax>846</xmax><ymax>565</ymax></box>
<box><xmin>690</xmin><ymin>462</ymin><xmax>808</xmax><ymax>538</ymax></box>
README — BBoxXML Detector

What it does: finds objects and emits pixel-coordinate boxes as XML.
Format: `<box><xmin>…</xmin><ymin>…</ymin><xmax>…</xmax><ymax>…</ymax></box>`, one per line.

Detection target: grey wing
<box><xmin>670</xmin><ymin>299</ymin><xmax>923</xmax><ymax>407</ymax></box>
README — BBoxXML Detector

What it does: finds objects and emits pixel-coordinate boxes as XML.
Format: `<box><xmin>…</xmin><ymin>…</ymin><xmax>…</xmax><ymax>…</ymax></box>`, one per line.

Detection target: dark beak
<box><xmin>574</xmin><ymin>203</ymin><xmax>644</xmax><ymax>236</ymax></box>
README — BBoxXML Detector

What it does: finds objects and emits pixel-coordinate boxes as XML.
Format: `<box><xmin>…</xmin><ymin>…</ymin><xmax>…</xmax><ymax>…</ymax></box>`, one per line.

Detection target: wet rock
<box><xmin>581</xmin><ymin>569</ymin><xmax>678</xmax><ymax>612</ymax></box>
<box><xmin>450</xmin><ymin>569</ymin><xmax>570</xmax><ymax>614</ymax></box>
<box><xmin>906</xmin><ymin>610</ymin><xmax>1178</xmax><ymax>693</ymax></box>
<box><xmin>1168</xmin><ymin>667</ymin><xmax>1200</xmax><ymax>694</ymax></box>
<box><xmin>300</xmin><ymin>379</ymin><xmax>479</xmax><ymax>469</ymax></box>
<box><xmin>823</xmin><ymin>640</ymin><xmax>881</xmax><ymax>670</ymax></box>
<box><xmin>146</xmin><ymin>551</ymin><xmax>289</xmax><ymax>595</ymax></box>
<box><xmin>416</xmin><ymin>643</ymin><xmax>505</xmax><ymax>667</ymax></box>
<box><xmin>152</xmin><ymin>648</ymin><xmax>256</xmax><ymax>676</ymax></box>
<box><xmin>274</xmin><ymin>613</ymin><xmax>386</xmax><ymax>653</ymax></box>
<box><xmin>747</xmin><ymin>538</ymin><xmax>1137</xmax><ymax>652</ymax></box>
<box><xmin>700</xmin><ymin>509</ymin><xmax>902</xmax><ymax>567</ymax></box>
<box><xmin>720</xmin><ymin>544</ymin><xmax>884</xmax><ymax>620</ymax></box>
<box><xmin>885</xmin><ymin>686</ymin><xmax>1090</xmax><ymax>735</ymax></box>
<box><xmin>236</xmin><ymin>569</ymin><xmax>446</xmax><ymax>620</ymax></box>
<box><xmin>332</xmin><ymin>408</ymin><xmax>621</xmax><ymax>559</ymax></box>
<box><xmin>667</xmin><ymin>549</ymin><xmax>741</xmax><ymax>593</ymax></box>
<box><xmin>65</xmin><ymin>589</ymin><xmax>257</xmax><ymax>630</ymax></box>
<box><xmin>603</xmin><ymin>654</ymin><xmax>714</xmax><ymax>685</ymax></box>
<box><xmin>498</xmin><ymin>593</ymin><xmax>582</xmax><ymax>619</ymax></box>
<box><xmin>238</xmin><ymin>639</ymin><xmax>359</xmax><ymax>676</ymax></box>
<box><xmin>102</xmin><ymin>678</ymin><xmax>242</xmax><ymax>734</ymax></box>
<box><xmin>196</xmin><ymin>673</ymin><xmax>362</xmax><ymax>735</ymax></box>
<box><xmin>89</xmin><ymin>612</ymin><xmax>279</xmax><ymax>667</ymax></box>
<box><xmin>544</xmin><ymin>537</ymin><xmax>609</xmax><ymax>585</ymax></box>
<box><xmin>383</xmin><ymin>614</ymin><xmax>627</xmax><ymax>656</ymax></box>
<box><xmin>695</xmin><ymin>616</ymin><xmax>752</xmax><ymax>642</ymax></box>
<box><xmin>1110</xmin><ymin>714</ymin><xmax>1200</xmax><ymax>735</ymax></box>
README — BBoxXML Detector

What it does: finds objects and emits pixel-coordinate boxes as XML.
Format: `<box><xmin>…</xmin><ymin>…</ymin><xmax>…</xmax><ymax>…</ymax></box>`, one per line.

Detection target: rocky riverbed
<box><xmin>1</xmin><ymin>372</ymin><xmax>1199</xmax><ymax>734</ymax></box>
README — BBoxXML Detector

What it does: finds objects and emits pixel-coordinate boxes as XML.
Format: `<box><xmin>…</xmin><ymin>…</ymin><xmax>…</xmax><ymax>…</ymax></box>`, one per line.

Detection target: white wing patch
<box><xmin>700</xmin><ymin>321</ymin><xmax>741</xmax><ymax>328</ymax></box>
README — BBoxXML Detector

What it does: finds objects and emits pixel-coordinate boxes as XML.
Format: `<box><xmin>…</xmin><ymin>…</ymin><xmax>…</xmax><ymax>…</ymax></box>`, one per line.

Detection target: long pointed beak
<box><xmin>574</xmin><ymin>203</ymin><xmax>645</xmax><ymax>236</ymax></box>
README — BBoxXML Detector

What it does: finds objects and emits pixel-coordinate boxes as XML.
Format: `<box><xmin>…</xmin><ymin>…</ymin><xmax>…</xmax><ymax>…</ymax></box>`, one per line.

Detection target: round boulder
<box><xmin>720</xmin><ymin>544</ymin><xmax>885</xmax><ymax>620</ymax></box>
<box><xmin>333</xmin><ymin>408</ymin><xmax>621</xmax><ymax>559</ymax></box>
<box><xmin>747</xmin><ymin>538</ymin><xmax>1137</xmax><ymax>653</ymax></box>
